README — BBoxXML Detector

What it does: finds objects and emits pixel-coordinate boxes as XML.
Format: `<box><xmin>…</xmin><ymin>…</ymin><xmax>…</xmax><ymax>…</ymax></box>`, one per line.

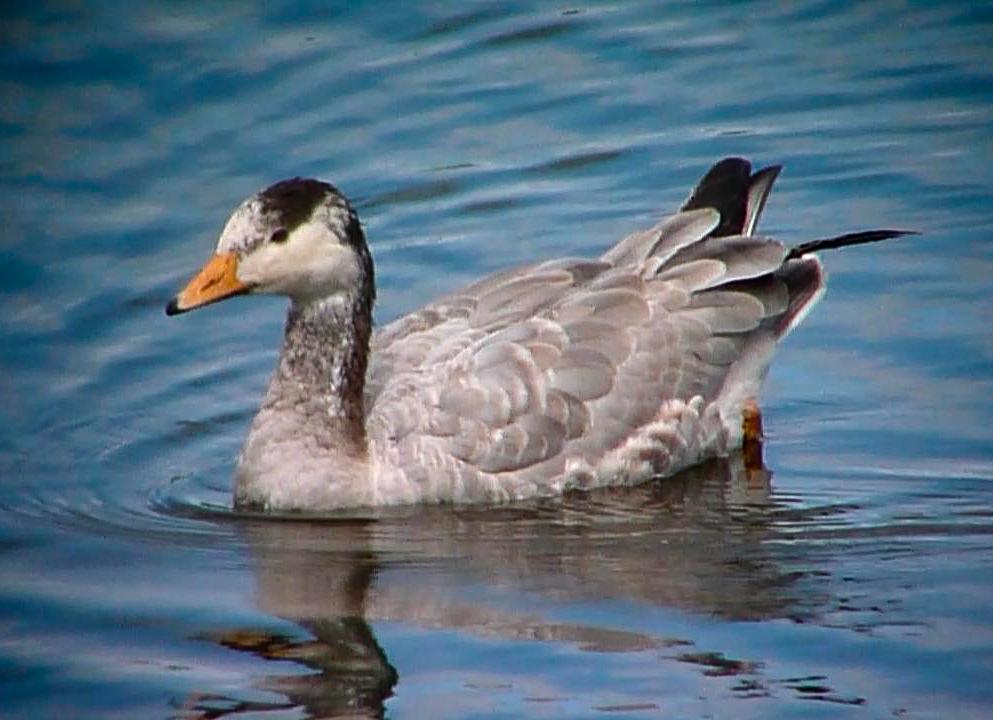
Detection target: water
<box><xmin>2</xmin><ymin>1</ymin><xmax>992</xmax><ymax>717</ymax></box>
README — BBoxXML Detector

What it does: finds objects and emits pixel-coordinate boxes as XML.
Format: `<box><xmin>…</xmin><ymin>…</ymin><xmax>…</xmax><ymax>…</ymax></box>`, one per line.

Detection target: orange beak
<box><xmin>165</xmin><ymin>252</ymin><xmax>250</xmax><ymax>316</ymax></box>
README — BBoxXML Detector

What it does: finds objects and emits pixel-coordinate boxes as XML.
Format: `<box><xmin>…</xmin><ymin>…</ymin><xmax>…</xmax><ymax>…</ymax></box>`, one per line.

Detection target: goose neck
<box><xmin>270</xmin><ymin>291</ymin><xmax>372</xmax><ymax>453</ymax></box>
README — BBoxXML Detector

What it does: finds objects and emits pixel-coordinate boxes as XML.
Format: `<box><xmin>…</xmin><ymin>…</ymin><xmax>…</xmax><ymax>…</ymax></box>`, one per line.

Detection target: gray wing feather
<box><xmin>744</xmin><ymin>165</ymin><xmax>781</xmax><ymax>235</ymax></box>
<box><xmin>602</xmin><ymin>208</ymin><xmax>719</xmax><ymax>267</ymax></box>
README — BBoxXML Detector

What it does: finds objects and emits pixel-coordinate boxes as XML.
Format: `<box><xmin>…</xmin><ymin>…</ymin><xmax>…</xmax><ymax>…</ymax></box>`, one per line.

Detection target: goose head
<box><xmin>166</xmin><ymin>178</ymin><xmax>373</xmax><ymax>315</ymax></box>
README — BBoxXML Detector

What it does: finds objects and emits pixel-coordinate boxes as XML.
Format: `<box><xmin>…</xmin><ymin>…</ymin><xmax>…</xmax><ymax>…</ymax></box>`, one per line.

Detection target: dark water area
<box><xmin>2</xmin><ymin>2</ymin><xmax>992</xmax><ymax>718</ymax></box>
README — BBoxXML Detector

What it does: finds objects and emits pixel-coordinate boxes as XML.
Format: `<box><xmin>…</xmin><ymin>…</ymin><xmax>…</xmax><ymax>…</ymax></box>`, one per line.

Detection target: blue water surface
<box><xmin>2</xmin><ymin>1</ymin><xmax>992</xmax><ymax>718</ymax></box>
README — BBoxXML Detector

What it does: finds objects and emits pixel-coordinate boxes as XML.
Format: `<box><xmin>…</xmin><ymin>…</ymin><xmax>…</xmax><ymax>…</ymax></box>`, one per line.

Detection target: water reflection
<box><xmin>197</xmin><ymin>620</ymin><xmax>397</xmax><ymax>719</ymax></box>
<box><xmin>184</xmin><ymin>453</ymin><xmax>863</xmax><ymax>717</ymax></box>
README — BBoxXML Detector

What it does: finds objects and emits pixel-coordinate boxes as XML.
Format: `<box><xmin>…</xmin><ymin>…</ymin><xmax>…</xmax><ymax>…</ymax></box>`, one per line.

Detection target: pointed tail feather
<box><xmin>681</xmin><ymin>157</ymin><xmax>752</xmax><ymax>237</ymax></box>
<box><xmin>786</xmin><ymin>229</ymin><xmax>916</xmax><ymax>261</ymax></box>
<box><xmin>682</xmin><ymin>157</ymin><xmax>783</xmax><ymax>238</ymax></box>
<box><xmin>742</xmin><ymin>164</ymin><xmax>781</xmax><ymax>236</ymax></box>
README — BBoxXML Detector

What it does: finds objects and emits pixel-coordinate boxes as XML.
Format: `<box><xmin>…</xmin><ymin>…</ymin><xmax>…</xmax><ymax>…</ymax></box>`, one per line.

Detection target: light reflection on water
<box><xmin>1</xmin><ymin>1</ymin><xmax>993</xmax><ymax>718</ymax></box>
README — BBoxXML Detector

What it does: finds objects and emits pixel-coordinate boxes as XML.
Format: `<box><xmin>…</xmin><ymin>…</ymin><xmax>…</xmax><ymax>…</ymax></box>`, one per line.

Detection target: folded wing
<box><xmin>366</xmin><ymin>158</ymin><xmax>890</xmax><ymax>501</ymax></box>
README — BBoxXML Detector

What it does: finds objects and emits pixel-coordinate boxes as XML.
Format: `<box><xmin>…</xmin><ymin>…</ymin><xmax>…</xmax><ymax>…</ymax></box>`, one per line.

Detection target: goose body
<box><xmin>167</xmin><ymin>158</ymin><xmax>907</xmax><ymax>511</ymax></box>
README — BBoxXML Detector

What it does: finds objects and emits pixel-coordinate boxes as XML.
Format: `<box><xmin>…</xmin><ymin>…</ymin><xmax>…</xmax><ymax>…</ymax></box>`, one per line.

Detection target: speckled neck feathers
<box><xmin>267</xmin><ymin>287</ymin><xmax>373</xmax><ymax>455</ymax></box>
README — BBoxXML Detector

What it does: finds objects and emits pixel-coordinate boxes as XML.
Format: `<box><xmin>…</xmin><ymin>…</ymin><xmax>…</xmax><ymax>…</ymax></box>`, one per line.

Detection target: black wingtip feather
<box><xmin>681</xmin><ymin>157</ymin><xmax>752</xmax><ymax>237</ymax></box>
<box><xmin>785</xmin><ymin>229</ymin><xmax>918</xmax><ymax>261</ymax></box>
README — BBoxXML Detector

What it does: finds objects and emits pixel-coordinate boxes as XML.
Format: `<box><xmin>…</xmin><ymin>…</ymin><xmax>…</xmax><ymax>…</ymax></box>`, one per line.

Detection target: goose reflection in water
<box><xmin>178</xmin><ymin>452</ymin><xmax>873</xmax><ymax>718</ymax></box>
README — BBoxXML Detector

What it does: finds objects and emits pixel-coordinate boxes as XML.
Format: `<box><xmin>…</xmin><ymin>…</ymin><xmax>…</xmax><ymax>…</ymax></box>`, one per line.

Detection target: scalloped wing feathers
<box><xmin>364</xmin><ymin>159</ymin><xmax>824</xmax><ymax>503</ymax></box>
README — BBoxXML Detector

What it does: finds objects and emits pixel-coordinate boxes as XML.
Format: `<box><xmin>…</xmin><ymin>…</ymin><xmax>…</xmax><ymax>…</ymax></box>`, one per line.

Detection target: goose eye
<box><xmin>269</xmin><ymin>228</ymin><xmax>289</xmax><ymax>244</ymax></box>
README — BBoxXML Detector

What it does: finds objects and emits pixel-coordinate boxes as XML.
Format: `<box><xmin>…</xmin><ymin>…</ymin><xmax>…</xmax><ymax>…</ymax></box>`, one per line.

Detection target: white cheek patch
<box><xmin>236</xmin><ymin>221</ymin><xmax>361</xmax><ymax>301</ymax></box>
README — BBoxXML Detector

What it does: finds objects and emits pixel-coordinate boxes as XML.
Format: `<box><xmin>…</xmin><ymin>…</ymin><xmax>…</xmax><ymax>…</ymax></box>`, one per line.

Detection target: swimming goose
<box><xmin>166</xmin><ymin>158</ymin><xmax>908</xmax><ymax>511</ymax></box>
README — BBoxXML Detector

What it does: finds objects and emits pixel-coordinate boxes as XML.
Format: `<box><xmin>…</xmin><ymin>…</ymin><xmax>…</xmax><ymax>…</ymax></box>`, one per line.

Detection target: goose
<box><xmin>166</xmin><ymin>158</ymin><xmax>908</xmax><ymax>511</ymax></box>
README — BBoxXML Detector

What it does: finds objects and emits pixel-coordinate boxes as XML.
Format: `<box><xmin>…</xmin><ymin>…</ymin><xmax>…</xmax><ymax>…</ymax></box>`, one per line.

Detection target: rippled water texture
<box><xmin>2</xmin><ymin>2</ymin><xmax>993</xmax><ymax>718</ymax></box>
